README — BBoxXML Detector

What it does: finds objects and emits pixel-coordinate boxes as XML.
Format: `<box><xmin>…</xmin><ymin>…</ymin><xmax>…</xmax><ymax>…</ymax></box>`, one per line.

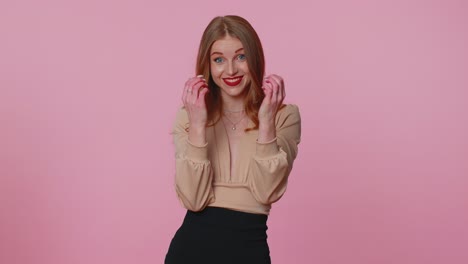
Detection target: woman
<box><xmin>165</xmin><ymin>15</ymin><xmax>301</xmax><ymax>264</ymax></box>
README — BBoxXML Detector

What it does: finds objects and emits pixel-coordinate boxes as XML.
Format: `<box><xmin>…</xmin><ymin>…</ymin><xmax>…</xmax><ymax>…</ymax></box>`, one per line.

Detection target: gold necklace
<box><xmin>223</xmin><ymin>114</ymin><xmax>246</xmax><ymax>130</ymax></box>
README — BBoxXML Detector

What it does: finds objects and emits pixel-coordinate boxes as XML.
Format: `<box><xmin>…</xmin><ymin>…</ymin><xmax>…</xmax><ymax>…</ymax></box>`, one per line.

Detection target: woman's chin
<box><xmin>220</xmin><ymin>85</ymin><xmax>246</xmax><ymax>97</ymax></box>
<box><xmin>215</xmin><ymin>78</ymin><xmax>250</xmax><ymax>97</ymax></box>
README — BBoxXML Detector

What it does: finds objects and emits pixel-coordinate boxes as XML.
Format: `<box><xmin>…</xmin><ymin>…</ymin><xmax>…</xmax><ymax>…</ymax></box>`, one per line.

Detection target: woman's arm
<box><xmin>172</xmin><ymin>76</ymin><xmax>214</xmax><ymax>212</ymax></box>
<box><xmin>248</xmin><ymin>75</ymin><xmax>301</xmax><ymax>204</ymax></box>
<box><xmin>248</xmin><ymin>104</ymin><xmax>301</xmax><ymax>204</ymax></box>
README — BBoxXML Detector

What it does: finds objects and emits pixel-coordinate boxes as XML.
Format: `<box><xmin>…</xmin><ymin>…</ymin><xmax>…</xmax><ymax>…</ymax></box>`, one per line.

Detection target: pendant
<box><xmin>232</xmin><ymin>126</ymin><xmax>236</xmax><ymax>130</ymax></box>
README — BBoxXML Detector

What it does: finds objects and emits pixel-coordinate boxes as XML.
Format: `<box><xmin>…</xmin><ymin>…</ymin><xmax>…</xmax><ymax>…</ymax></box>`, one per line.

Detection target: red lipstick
<box><xmin>222</xmin><ymin>76</ymin><xmax>243</xmax><ymax>87</ymax></box>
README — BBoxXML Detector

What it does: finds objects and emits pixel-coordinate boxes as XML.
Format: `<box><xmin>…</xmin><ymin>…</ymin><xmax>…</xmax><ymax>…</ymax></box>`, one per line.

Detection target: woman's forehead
<box><xmin>211</xmin><ymin>36</ymin><xmax>244</xmax><ymax>54</ymax></box>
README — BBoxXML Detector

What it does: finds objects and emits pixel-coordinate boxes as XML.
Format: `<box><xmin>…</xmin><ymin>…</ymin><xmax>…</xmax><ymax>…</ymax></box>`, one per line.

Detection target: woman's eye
<box><xmin>214</xmin><ymin>57</ymin><xmax>224</xmax><ymax>63</ymax></box>
<box><xmin>237</xmin><ymin>54</ymin><xmax>246</xmax><ymax>61</ymax></box>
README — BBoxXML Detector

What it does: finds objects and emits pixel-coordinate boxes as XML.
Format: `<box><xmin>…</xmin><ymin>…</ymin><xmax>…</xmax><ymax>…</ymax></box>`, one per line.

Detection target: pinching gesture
<box><xmin>182</xmin><ymin>75</ymin><xmax>209</xmax><ymax>145</ymax></box>
<box><xmin>258</xmin><ymin>74</ymin><xmax>285</xmax><ymax>142</ymax></box>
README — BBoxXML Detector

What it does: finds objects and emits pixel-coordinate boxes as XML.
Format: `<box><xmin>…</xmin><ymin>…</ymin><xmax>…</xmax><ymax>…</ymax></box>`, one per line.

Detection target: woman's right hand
<box><xmin>182</xmin><ymin>75</ymin><xmax>209</xmax><ymax>145</ymax></box>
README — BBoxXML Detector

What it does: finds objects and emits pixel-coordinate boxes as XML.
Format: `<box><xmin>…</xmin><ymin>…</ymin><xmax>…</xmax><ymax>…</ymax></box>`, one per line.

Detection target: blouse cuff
<box><xmin>185</xmin><ymin>139</ymin><xmax>209</xmax><ymax>161</ymax></box>
<box><xmin>255</xmin><ymin>138</ymin><xmax>280</xmax><ymax>158</ymax></box>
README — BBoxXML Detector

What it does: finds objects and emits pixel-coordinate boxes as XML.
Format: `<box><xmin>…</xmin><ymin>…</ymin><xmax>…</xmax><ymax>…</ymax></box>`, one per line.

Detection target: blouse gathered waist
<box><xmin>210</xmin><ymin>184</ymin><xmax>271</xmax><ymax>215</ymax></box>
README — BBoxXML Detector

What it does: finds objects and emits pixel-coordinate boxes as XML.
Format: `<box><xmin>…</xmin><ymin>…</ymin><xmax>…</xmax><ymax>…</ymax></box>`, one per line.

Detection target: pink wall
<box><xmin>1</xmin><ymin>0</ymin><xmax>467</xmax><ymax>263</ymax></box>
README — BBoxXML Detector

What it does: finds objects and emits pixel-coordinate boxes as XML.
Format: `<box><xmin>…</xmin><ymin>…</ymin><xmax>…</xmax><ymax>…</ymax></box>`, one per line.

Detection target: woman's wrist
<box><xmin>257</xmin><ymin>120</ymin><xmax>276</xmax><ymax>143</ymax></box>
<box><xmin>188</xmin><ymin>125</ymin><xmax>207</xmax><ymax>146</ymax></box>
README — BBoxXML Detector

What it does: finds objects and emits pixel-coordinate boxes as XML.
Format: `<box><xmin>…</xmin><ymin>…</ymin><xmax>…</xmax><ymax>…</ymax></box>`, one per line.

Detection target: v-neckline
<box><xmin>215</xmin><ymin>118</ymin><xmax>252</xmax><ymax>182</ymax></box>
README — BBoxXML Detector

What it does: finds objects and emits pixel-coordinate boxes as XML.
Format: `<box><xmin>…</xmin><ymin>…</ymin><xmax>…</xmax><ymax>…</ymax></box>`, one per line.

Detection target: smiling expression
<box><xmin>210</xmin><ymin>35</ymin><xmax>250</xmax><ymax>99</ymax></box>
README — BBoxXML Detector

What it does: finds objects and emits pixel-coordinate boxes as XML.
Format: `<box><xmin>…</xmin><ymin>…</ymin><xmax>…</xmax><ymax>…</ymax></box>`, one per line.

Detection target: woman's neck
<box><xmin>221</xmin><ymin>96</ymin><xmax>244</xmax><ymax>113</ymax></box>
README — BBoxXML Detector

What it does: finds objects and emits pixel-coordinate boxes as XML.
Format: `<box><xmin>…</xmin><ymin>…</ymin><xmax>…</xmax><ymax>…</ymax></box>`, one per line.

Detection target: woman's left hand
<box><xmin>259</xmin><ymin>74</ymin><xmax>285</xmax><ymax>124</ymax></box>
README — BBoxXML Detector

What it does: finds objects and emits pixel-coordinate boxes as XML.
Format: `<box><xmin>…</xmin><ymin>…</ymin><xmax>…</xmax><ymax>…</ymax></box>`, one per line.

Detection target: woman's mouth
<box><xmin>223</xmin><ymin>76</ymin><xmax>243</xmax><ymax>87</ymax></box>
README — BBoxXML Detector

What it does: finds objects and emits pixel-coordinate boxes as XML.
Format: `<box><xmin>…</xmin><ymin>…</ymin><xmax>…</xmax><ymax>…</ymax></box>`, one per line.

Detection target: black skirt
<box><xmin>165</xmin><ymin>206</ymin><xmax>271</xmax><ymax>264</ymax></box>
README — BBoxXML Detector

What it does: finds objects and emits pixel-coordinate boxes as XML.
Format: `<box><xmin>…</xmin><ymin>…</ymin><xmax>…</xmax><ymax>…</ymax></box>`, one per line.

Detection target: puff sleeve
<box><xmin>172</xmin><ymin>108</ymin><xmax>215</xmax><ymax>212</ymax></box>
<box><xmin>248</xmin><ymin>104</ymin><xmax>301</xmax><ymax>205</ymax></box>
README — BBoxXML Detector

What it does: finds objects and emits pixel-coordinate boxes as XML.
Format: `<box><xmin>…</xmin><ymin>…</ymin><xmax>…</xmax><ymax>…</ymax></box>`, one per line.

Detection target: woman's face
<box><xmin>210</xmin><ymin>35</ymin><xmax>250</xmax><ymax>99</ymax></box>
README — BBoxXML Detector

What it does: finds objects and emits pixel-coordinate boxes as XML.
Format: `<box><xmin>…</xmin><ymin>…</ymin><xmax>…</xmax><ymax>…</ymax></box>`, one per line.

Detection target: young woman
<box><xmin>165</xmin><ymin>15</ymin><xmax>301</xmax><ymax>264</ymax></box>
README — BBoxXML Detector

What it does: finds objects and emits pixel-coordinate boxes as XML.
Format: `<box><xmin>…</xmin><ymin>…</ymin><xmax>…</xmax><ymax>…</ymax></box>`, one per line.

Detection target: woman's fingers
<box><xmin>182</xmin><ymin>78</ymin><xmax>193</xmax><ymax>103</ymax></box>
<box><xmin>182</xmin><ymin>75</ymin><xmax>209</xmax><ymax>126</ymax></box>
<box><xmin>270</xmin><ymin>78</ymin><xmax>280</xmax><ymax>103</ymax></box>
<box><xmin>183</xmin><ymin>77</ymin><xmax>196</xmax><ymax>103</ymax></box>
<box><xmin>265</xmin><ymin>77</ymin><xmax>280</xmax><ymax>104</ymax></box>
<box><xmin>265</xmin><ymin>74</ymin><xmax>285</xmax><ymax>104</ymax></box>
<box><xmin>262</xmin><ymin>78</ymin><xmax>273</xmax><ymax>104</ymax></box>
<box><xmin>187</xmin><ymin>78</ymin><xmax>204</xmax><ymax>94</ymax></box>
<box><xmin>198</xmin><ymin>87</ymin><xmax>209</xmax><ymax>101</ymax></box>
<box><xmin>183</xmin><ymin>76</ymin><xmax>207</xmax><ymax>106</ymax></box>
<box><xmin>271</xmin><ymin>74</ymin><xmax>284</xmax><ymax>103</ymax></box>
<box><xmin>192</xmin><ymin>80</ymin><xmax>207</xmax><ymax>99</ymax></box>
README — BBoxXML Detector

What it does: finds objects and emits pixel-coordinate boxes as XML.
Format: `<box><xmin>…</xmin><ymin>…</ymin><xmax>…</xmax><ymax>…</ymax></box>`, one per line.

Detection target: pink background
<box><xmin>1</xmin><ymin>0</ymin><xmax>467</xmax><ymax>263</ymax></box>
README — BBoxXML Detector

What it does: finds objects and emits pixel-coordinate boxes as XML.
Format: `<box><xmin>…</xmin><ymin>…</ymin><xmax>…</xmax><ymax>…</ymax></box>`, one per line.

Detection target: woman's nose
<box><xmin>227</xmin><ymin>61</ymin><xmax>238</xmax><ymax>76</ymax></box>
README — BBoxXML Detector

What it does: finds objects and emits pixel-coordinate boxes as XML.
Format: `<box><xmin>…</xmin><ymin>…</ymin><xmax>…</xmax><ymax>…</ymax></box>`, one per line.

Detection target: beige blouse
<box><xmin>172</xmin><ymin>104</ymin><xmax>301</xmax><ymax>215</ymax></box>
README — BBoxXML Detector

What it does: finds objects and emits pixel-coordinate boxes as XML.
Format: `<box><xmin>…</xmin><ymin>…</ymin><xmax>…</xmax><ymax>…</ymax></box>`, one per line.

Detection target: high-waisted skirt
<box><xmin>164</xmin><ymin>206</ymin><xmax>271</xmax><ymax>264</ymax></box>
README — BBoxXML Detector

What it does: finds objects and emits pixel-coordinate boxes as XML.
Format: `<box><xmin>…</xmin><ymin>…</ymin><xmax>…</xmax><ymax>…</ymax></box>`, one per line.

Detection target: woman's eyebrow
<box><xmin>210</xmin><ymin>48</ymin><xmax>244</xmax><ymax>56</ymax></box>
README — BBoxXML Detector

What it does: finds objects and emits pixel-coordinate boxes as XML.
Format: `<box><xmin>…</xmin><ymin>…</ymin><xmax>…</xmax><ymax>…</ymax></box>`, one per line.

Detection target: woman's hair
<box><xmin>196</xmin><ymin>15</ymin><xmax>265</xmax><ymax>131</ymax></box>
